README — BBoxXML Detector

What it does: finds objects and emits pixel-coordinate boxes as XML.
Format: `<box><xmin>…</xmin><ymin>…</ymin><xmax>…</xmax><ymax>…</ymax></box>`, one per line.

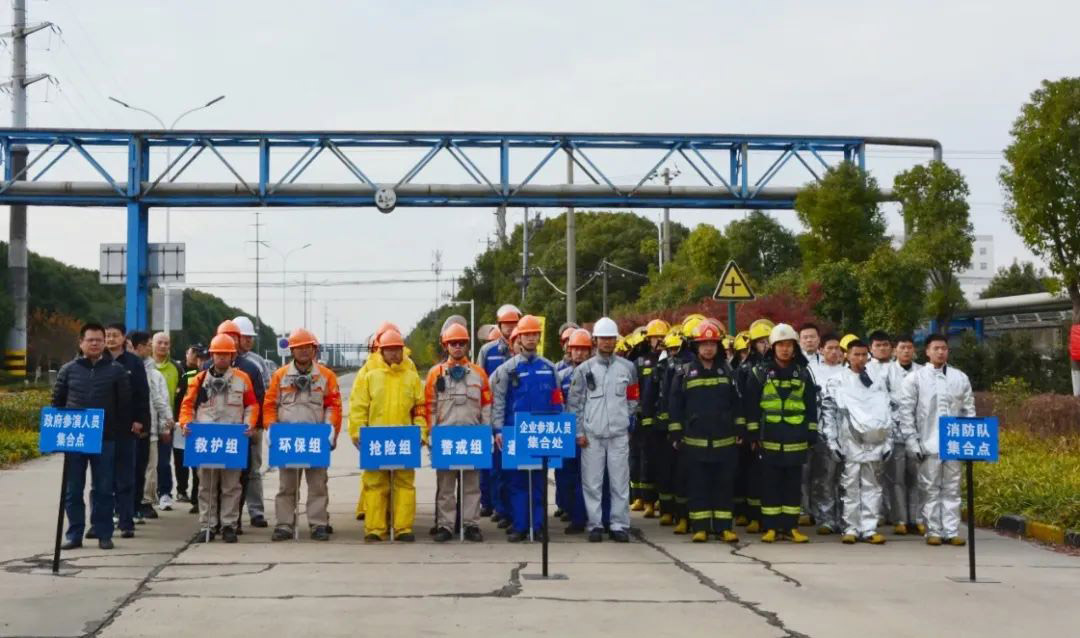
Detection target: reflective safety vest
<box><xmin>748</xmin><ymin>362</ymin><xmax>817</xmax><ymax>465</ymax></box>
<box><xmin>760</xmin><ymin>376</ymin><xmax>807</xmax><ymax>426</ymax></box>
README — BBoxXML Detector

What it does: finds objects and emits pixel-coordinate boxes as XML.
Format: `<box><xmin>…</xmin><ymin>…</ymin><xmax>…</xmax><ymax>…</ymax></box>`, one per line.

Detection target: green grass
<box><xmin>0</xmin><ymin>428</ymin><xmax>39</xmax><ymax>466</ymax></box>
<box><xmin>973</xmin><ymin>427</ymin><xmax>1080</xmax><ymax>531</ymax></box>
<box><xmin>0</xmin><ymin>389</ymin><xmax>49</xmax><ymax>465</ymax></box>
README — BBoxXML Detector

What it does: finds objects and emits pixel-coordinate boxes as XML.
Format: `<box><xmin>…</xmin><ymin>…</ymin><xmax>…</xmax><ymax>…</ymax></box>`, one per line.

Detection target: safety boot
<box><xmin>817</xmin><ymin>525</ymin><xmax>834</xmax><ymax>535</ymax></box>
<box><xmin>916</xmin><ymin>523</ymin><xmax>927</xmax><ymax>536</ymax></box>
<box><xmin>841</xmin><ymin>534</ymin><xmax>857</xmax><ymax>544</ymax></box>
<box><xmin>659</xmin><ymin>513</ymin><xmax>674</xmax><ymax>526</ymax></box>
<box><xmin>735</xmin><ymin>515</ymin><xmax>749</xmax><ymax>527</ymax></box>
<box><xmin>787</xmin><ymin>529</ymin><xmax>809</xmax><ymax>543</ymax></box>
<box><xmin>722</xmin><ymin>530</ymin><xmax>739</xmax><ymax>543</ymax></box>
<box><xmin>894</xmin><ymin>523</ymin><xmax>909</xmax><ymax>536</ymax></box>
<box><xmin>926</xmin><ymin>535</ymin><xmax>943</xmax><ymax>546</ymax></box>
<box><xmin>271</xmin><ymin>527</ymin><xmax>293</xmax><ymax>542</ymax></box>
<box><xmin>673</xmin><ymin>519</ymin><xmax>689</xmax><ymax>535</ymax></box>
<box><xmin>947</xmin><ymin>536</ymin><xmax>966</xmax><ymax>546</ymax></box>
<box><xmin>798</xmin><ymin>514</ymin><xmax>812</xmax><ymax>527</ymax></box>
<box><xmin>867</xmin><ymin>533</ymin><xmax>887</xmax><ymax>545</ymax></box>
<box><xmin>746</xmin><ymin>520</ymin><xmax>761</xmax><ymax>534</ymax></box>
<box><xmin>310</xmin><ymin>526</ymin><xmax>330</xmax><ymax>541</ymax></box>
<box><xmin>760</xmin><ymin>529</ymin><xmax>777</xmax><ymax>543</ymax></box>
<box><xmin>643</xmin><ymin>502</ymin><xmax>657</xmax><ymax>518</ymax></box>
<box><xmin>630</xmin><ymin>498</ymin><xmax>645</xmax><ymax>512</ymax></box>
<box><xmin>691</xmin><ymin>531</ymin><xmax>708</xmax><ymax>543</ymax></box>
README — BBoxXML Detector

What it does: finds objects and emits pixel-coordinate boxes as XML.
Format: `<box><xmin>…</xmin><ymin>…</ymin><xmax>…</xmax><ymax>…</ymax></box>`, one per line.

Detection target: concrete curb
<box><xmin>994</xmin><ymin>515</ymin><xmax>1079</xmax><ymax>547</ymax></box>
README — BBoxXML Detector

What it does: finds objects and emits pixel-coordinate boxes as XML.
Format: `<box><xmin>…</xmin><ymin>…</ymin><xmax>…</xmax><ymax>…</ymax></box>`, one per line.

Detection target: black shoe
<box><xmin>85</xmin><ymin>528</ymin><xmax>98</xmax><ymax>539</ymax></box>
<box><xmin>176</xmin><ymin>491</ymin><xmax>190</xmax><ymax>503</ymax></box>
<box><xmin>559</xmin><ymin>512</ymin><xmax>571</xmax><ymax>522</ymax></box>
<box><xmin>497</xmin><ymin>518</ymin><xmax>511</xmax><ymax>529</ymax></box>
<box><xmin>272</xmin><ymin>527</ymin><xmax>293</xmax><ymax>542</ymax></box>
<box><xmin>188</xmin><ymin>504</ymin><xmax>199</xmax><ymax>514</ymax></box>
<box><xmin>534</xmin><ymin>530</ymin><xmax>547</xmax><ymax>542</ymax></box>
<box><xmin>480</xmin><ymin>507</ymin><xmax>494</xmax><ymax>518</ymax></box>
<box><xmin>364</xmin><ymin>534</ymin><xmax>382</xmax><ymax>543</ymax></box>
<box><xmin>250</xmin><ymin>515</ymin><xmax>268</xmax><ymax>528</ymax></box>
<box><xmin>98</xmin><ymin>538</ymin><xmax>114</xmax><ymax>550</ymax></box>
<box><xmin>310</xmin><ymin>526</ymin><xmax>330</xmax><ymax>541</ymax></box>
<box><xmin>507</xmin><ymin>531</ymin><xmax>527</xmax><ymax>543</ymax></box>
<box><xmin>327</xmin><ymin>524</ymin><xmax>334</xmax><ymax>534</ymax></box>
<box><xmin>565</xmin><ymin>523</ymin><xmax>586</xmax><ymax>534</ymax></box>
<box><xmin>464</xmin><ymin>526</ymin><xmax>484</xmax><ymax>542</ymax></box>
<box><xmin>61</xmin><ymin>540</ymin><xmax>82</xmax><ymax>550</ymax></box>
<box><xmin>356</xmin><ymin>512</ymin><xmax>365</xmax><ymax>521</ymax></box>
<box><xmin>141</xmin><ymin>504</ymin><xmax>159</xmax><ymax>519</ymax></box>
<box><xmin>611</xmin><ymin>530</ymin><xmax>630</xmax><ymax>543</ymax></box>
<box><xmin>134</xmin><ymin>513</ymin><xmax>146</xmax><ymax>525</ymax></box>
<box><xmin>221</xmin><ymin>526</ymin><xmax>238</xmax><ymax>543</ymax></box>
<box><xmin>121</xmin><ymin>529</ymin><xmax>135</xmax><ymax>539</ymax></box>
<box><xmin>553</xmin><ymin>508</ymin><xmax>566</xmax><ymax>518</ymax></box>
<box><xmin>397</xmin><ymin>533</ymin><xmax>416</xmax><ymax>543</ymax></box>
<box><xmin>588</xmin><ymin>528</ymin><xmax>604</xmax><ymax>543</ymax></box>
<box><xmin>491</xmin><ymin>513</ymin><xmax>503</xmax><ymax>523</ymax></box>
<box><xmin>433</xmin><ymin>528</ymin><xmax>453</xmax><ymax>543</ymax></box>
<box><xmin>428</xmin><ymin>525</ymin><xmax>439</xmax><ymax>536</ymax></box>
<box><xmin>196</xmin><ymin>529</ymin><xmax>215</xmax><ymax>543</ymax></box>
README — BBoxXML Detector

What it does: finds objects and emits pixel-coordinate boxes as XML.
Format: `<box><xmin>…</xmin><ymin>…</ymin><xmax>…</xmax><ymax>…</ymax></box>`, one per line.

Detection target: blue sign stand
<box><xmin>359</xmin><ymin>426</ymin><xmax>421</xmax><ymax>541</ymax></box>
<box><xmin>183</xmin><ymin>424</ymin><xmax>250</xmax><ymax>470</ymax></box>
<box><xmin>513</xmin><ymin>412</ymin><xmax>576</xmax><ymax>580</ymax></box>
<box><xmin>939</xmin><ymin>416</ymin><xmax>1000</xmax><ymax>584</ymax></box>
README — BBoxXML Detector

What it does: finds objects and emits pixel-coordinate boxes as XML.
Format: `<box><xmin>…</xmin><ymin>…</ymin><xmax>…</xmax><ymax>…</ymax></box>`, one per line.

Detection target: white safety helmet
<box><xmin>233</xmin><ymin>316</ymin><xmax>257</xmax><ymax>337</ymax></box>
<box><xmin>592</xmin><ymin>317</ymin><xmax>620</xmax><ymax>339</ymax></box>
<box><xmin>768</xmin><ymin>323</ymin><xmax>799</xmax><ymax>346</ymax></box>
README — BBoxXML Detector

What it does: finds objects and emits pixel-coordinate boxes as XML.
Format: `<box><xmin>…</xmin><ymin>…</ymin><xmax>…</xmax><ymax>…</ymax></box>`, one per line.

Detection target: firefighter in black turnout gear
<box><xmin>629</xmin><ymin>319</ymin><xmax>669</xmax><ymax>518</ymax></box>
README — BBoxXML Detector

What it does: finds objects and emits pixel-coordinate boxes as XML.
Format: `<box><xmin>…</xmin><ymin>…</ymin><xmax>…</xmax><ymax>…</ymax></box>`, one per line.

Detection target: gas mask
<box><xmin>292</xmin><ymin>373</ymin><xmax>312</xmax><ymax>394</ymax></box>
<box><xmin>207</xmin><ymin>376</ymin><xmax>229</xmax><ymax>399</ymax></box>
<box><xmin>448</xmin><ymin>365</ymin><xmax>467</xmax><ymax>382</ymax></box>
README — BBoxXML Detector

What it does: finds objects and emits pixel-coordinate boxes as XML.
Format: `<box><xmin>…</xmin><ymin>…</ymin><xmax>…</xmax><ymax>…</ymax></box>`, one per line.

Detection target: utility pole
<box><xmin>658</xmin><ymin>166</ymin><xmax>680</xmax><ymax>270</ymax></box>
<box><xmin>2</xmin><ymin>2</ymin><xmax>52</xmax><ymax>379</ymax></box>
<box><xmin>521</xmin><ymin>207</ymin><xmax>530</xmax><ymax>304</ymax></box>
<box><xmin>566</xmin><ymin>151</ymin><xmax>576</xmax><ymax>324</ymax></box>
<box><xmin>250</xmin><ymin>212</ymin><xmax>264</xmax><ymax>352</ymax></box>
<box><xmin>495</xmin><ymin>205</ymin><xmax>508</xmax><ymax>247</ymax></box>
<box><xmin>432</xmin><ymin>250</ymin><xmax>443</xmax><ymax>308</ymax></box>
<box><xmin>601</xmin><ymin>260</ymin><xmax>609</xmax><ymax>316</ymax></box>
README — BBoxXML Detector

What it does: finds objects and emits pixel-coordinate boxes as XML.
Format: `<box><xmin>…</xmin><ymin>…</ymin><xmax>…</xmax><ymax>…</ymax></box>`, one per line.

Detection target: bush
<box><xmin>977</xmin><ymin>391</ymin><xmax>1080</xmax><ymax>436</ymax></box>
<box><xmin>990</xmin><ymin>376</ymin><xmax>1034</xmax><ymax>412</ymax></box>
<box><xmin>950</xmin><ymin>332</ymin><xmax>1073</xmax><ymax>394</ymax></box>
<box><xmin>0</xmin><ymin>389</ymin><xmax>50</xmax><ymax>431</ymax></box>
<box><xmin>0</xmin><ymin>429</ymin><xmax>39</xmax><ymax>465</ymax></box>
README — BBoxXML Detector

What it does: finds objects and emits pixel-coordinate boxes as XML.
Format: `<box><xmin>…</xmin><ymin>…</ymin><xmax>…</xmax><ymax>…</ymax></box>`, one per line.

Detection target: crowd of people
<box><xmin>51</xmin><ymin>301</ymin><xmax>976</xmax><ymax>550</ymax></box>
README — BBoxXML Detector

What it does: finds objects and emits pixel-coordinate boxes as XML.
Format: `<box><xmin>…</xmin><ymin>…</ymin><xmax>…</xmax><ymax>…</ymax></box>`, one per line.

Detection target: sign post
<box><xmin>940</xmin><ymin>416</ymin><xmax>1000</xmax><ymax>584</ymax></box>
<box><xmin>268</xmin><ymin>424</ymin><xmax>333</xmax><ymax>539</ymax></box>
<box><xmin>40</xmin><ymin>407</ymin><xmax>105</xmax><ymax>574</ymax></box>
<box><xmin>513</xmin><ymin>412</ymin><xmax>576</xmax><ymax>580</ymax></box>
<box><xmin>713</xmin><ymin>260</ymin><xmax>755</xmax><ymax>335</ymax></box>
<box><xmin>430</xmin><ymin>425</ymin><xmax>493</xmax><ymax>542</ymax></box>
<box><xmin>359</xmin><ymin>426</ymin><xmax>422</xmax><ymax>542</ymax></box>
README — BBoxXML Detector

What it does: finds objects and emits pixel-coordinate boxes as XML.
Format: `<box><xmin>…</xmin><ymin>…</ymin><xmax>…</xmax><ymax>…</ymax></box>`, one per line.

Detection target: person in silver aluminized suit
<box><xmin>807</xmin><ymin>334</ymin><xmax>845</xmax><ymax>535</ymax></box>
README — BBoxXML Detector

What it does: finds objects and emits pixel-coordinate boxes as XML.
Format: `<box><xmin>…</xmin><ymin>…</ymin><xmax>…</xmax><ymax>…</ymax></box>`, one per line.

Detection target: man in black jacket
<box><xmin>53</xmin><ymin>323</ymin><xmax>132</xmax><ymax>550</ymax></box>
<box><xmin>105</xmin><ymin>322</ymin><xmax>151</xmax><ymax>533</ymax></box>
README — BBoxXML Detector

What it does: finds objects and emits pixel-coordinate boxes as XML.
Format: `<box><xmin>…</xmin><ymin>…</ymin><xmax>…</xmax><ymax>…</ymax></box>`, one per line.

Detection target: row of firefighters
<box><xmin>176</xmin><ymin>304</ymin><xmax>975</xmax><ymax>547</ymax></box>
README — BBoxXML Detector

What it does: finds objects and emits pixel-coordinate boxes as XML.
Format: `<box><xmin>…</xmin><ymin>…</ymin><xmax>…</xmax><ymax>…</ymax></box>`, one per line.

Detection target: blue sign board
<box><xmin>359</xmin><ymin>425</ymin><xmax>422</xmax><ymax>470</ymax></box>
<box><xmin>183</xmin><ymin>423</ymin><xmax>250</xmax><ymax>469</ymax></box>
<box><xmin>503</xmin><ymin>422</ymin><xmax>564</xmax><ymax>471</ymax></box>
<box><xmin>39</xmin><ymin>407</ymin><xmax>105</xmax><ymax>454</ymax></box>
<box><xmin>513</xmin><ymin>412</ymin><xmax>576</xmax><ymax>459</ymax></box>
<box><xmin>939</xmin><ymin>416</ymin><xmax>999</xmax><ymax>462</ymax></box>
<box><xmin>268</xmin><ymin>423</ymin><xmax>332</xmax><ymax>468</ymax></box>
<box><xmin>430</xmin><ymin>425</ymin><xmax>493</xmax><ymax>470</ymax></box>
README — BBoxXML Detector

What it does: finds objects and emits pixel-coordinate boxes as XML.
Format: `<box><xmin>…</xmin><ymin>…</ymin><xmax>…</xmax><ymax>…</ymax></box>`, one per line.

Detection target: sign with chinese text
<box><xmin>939</xmin><ymin>416</ymin><xmax>999</xmax><ymax>462</ymax></box>
<box><xmin>430</xmin><ymin>425</ymin><xmax>492</xmax><ymax>470</ymax></box>
<box><xmin>513</xmin><ymin>412</ymin><xmax>576</xmax><ymax>459</ymax></box>
<box><xmin>39</xmin><ymin>408</ymin><xmax>105</xmax><ymax>454</ymax></box>
<box><xmin>359</xmin><ymin>425</ymin><xmax>421</xmax><ymax>470</ymax></box>
<box><xmin>183</xmin><ymin>423</ymin><xmax>250</xmax><ymax>469</ymax></box>
<box><xmin>268</xmin><ymin>424</ymin><xmax>332</xmax><ymax>468</ymax></box>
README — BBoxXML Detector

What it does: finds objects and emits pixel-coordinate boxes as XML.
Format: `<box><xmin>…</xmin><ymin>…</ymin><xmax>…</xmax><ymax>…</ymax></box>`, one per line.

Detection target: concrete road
<box><xmin>2</xmin><ymin>372</ymin><xmax>1077</xmax><ymax>637</ymax></box>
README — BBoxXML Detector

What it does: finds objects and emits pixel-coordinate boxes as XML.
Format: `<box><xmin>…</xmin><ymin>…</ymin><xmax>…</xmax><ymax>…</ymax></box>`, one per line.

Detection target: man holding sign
<box><xmin>264</xmin><ymin>329</ymin><xmax>342</xmax><ymax>542</ymax></box>
<box><xmin>424</xmin><ymin>323</ymin><xmax>493</xmax><ymax>542</ymax></box>
<box><xmin>179</xmin><ymin>334</ymin><xmax>260</xmax><ymax>543</ymax></box>
<box><xmin>52</xmin><ymin>323</ymin><xmax>132</xmax><ymax>550</ymax></box>
<box><xmin>899</xmin><ymin>333</ymin><xmax>976</xmax><ymax>547</ymax></box>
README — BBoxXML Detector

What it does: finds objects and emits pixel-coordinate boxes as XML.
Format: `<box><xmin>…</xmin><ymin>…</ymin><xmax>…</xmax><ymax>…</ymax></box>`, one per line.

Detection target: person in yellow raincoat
<box><xmin>348</xmin><ymin>328</ymin><xmax>425</xmax><ymax>541</ymax></box>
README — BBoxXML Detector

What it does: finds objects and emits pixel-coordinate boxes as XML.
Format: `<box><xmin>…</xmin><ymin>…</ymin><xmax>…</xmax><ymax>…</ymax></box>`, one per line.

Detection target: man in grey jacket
<box><xmin>568</xmin><ymin>317</ymin><xmax>639</xmax><ymax>543</ymax></box>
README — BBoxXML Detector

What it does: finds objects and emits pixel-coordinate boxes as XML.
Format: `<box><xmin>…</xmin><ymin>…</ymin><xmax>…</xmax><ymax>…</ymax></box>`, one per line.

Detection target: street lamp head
<box><xmin>205</xmin><ymin>95</ymin><xmax>226</xmax><ymax>107</ymax></box>
<box><xmin>301</xmin><ymin>243</ymin><xmax>312</xmax><ymax>249</ymax></box>
<box><xmin>108</xmin><ymin>96</ymin><xmax>131</xmax><ymax>108</ymax></box>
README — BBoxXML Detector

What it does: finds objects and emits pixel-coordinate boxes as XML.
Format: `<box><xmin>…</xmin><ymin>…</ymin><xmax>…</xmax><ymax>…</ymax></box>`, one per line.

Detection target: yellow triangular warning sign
<box><xmin>713</xmin><ymin>261</ymin><xmax>755</xmax><ymax>301</ymax></box>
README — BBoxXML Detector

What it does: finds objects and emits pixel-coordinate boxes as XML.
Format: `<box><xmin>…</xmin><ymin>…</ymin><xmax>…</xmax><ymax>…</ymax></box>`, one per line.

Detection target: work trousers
<box><xmin>156</xmin><ymin>439</ymin><xmax>173</xmax><ymax>498</ymax></box>
<box><xmin>582</xmin><ymin>433</ymin><xmax>630</xmax><ymax>532</ymax></box>
<box><xmin>172</xmin><ymin>447</ymin><xmax>189</xmax><ymax>495</ymax></box>
<box><xmin>761</xmin><ymin>462</ymin><xmax>803</xmax><ymax>532</ymax></box>
<box><xmin>918</xmin><ymin>455</ymin><xmax>962</xmax><ymax>538</ymax></box>
<box><xmin>809</xmin><ymin>441</ymin><xmax>841</xmax><ymax>530</ymax></box>
<box><xmin>275</xmin><ymin>467</ymin><xmax>329</xmax><ymax>530</ymax></box>
<box><xmin>245</xmin><ymin>429</ymin><xmax>265</xmax><ymax>517</ymax></box>
<box><xmin>509</xmin><ymin>469</ymin><xmax>545</xmax><ymax>534</ymax></box>
<box><xmin>479</xmin><ymin>468</ymin><xmax>492</xmax><ymax>510</ymax></box>
<box><xmin>143</xmin><ymin>439</ymin><xmax>158</xmax><ymax>504</ymax></box>
<box><xmin>362</xmin><ymin>469</ymin><xmax>416</xmax><ymax>538</ymax></box>
<box><xmin>734</xmin><ymin>445</ymin><xmax>761</xmax><ymax>523</ymax></box>
<box><xmin>64</xmin><ymin>442</ymin><xmax>116</xmax><ymax>543</ymax></box>
<box><xmin>654</xmin><ymin>432</ymin><xmax>677</xmax><ymax>515</ymax></box>
<box><xmin>686</xmin><ymin>453</ymin><xmax>736</xmax><ymax>533</ymax></box>
<box><xmin>436</xmin><ymin>469</ymin><xmax>481</xmax><ymax>530</ymax></box>
<box><xmin>639</xmin><ymin>428</ymin><xmax>665</xmax><ymax>504</ymax></box>
<box><xmin>198</xmin><ymin>468</ymin><xmax>242</xmax><ymax>529</ymax></box>
<box><xmin>884</xmin><ymin>441</ymin><xmax>922</xmax><ymax>525</ymax></box>
<box><xmin>133</xmin><ymin>436</ymin><xmax>150</xmax><ymax>512</ymax></box>
<box><xmin>841</xmin><ymin>460</ymin><xmax>882</xmax><ymax>538</ymax></box>
<box><xmin>491</xmin><ymin>448</ymin><xmax>512</xmax><ymax>519</ymax></box>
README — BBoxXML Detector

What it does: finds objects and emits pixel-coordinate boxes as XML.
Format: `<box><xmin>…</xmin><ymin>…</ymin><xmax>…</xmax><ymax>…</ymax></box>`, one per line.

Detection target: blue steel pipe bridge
<box><xmin>0</xmin><ymin>128</ymin><xmax>941</xmax><ymax>329</ymax></box>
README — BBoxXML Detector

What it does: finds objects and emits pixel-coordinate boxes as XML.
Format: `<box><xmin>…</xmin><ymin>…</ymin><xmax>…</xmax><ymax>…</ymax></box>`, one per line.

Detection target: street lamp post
<box><xmin>107</xmin><ymin>95</ymin><xmax>226</xmax><ymax>333</ymax></box>
<box><xmin>260</xmin><ymin>241</ymin><xmax>311</xmax><ymax>335</ymax></box>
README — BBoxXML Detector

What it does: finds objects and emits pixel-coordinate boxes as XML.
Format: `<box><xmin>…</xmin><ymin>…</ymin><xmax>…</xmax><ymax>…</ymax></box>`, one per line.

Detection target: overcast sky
<box><xmin>3</xmin><ymin>0</ymin><xmax>1078</xmax><ymax>346</ymax></box>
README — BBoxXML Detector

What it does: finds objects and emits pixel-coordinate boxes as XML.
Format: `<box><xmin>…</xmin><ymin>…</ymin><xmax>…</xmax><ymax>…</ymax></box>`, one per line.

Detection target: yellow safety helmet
<box><xmin>681</xmin><ymin>316</ymin><xmax>705</xmax><ymax>338</ymax></box>
<box><xmin>663</xmin><ymin>332</ymin><xmax>683</xmax><ymax>349</ymax></box>
<box><xmin>615</xmin><ymin>336</ymin><xmax>629</xmax><ymax>355</ymax></box>
<box><xmin>645</xmin><ymin>319</ymin><xmax>671</xmax><ymax>339</ymax></box>
<box><xmin>840</xmin><ymin>333</ymin><xmax>860</xmax><ymax>351</ymax></box>
<box><xmin>734</xmin><ymin>331</ymin><xmax>750</xmax><ymax>352</ymax></box>
<box><xmin>722</xmin><ymin>335</ymin><xmax>735</xmax><ymax>350</ymax></box>
<box><xmin>748</xmin><ymin>318</ymin><xmax>775</xmax><ymax>342</ymax></box>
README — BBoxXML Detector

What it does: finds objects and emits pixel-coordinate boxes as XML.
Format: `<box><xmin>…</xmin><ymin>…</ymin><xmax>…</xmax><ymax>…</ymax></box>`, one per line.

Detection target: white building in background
<box><xmin>957</xmin><ymin>235</ymin><xmax>995</xmax><ymax>299</ymax></box>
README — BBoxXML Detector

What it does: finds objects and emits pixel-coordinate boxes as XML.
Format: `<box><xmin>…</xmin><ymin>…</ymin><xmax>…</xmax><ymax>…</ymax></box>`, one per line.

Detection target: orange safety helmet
<box><xmin>378</xmin><ymin>328</ymin><xmax>405</xmax><ymax>349</ymax></box>
<box><xmin>208</xmin><ymin>334</ymin><xmax>237</xmax><ymax>354</ymax></box>
<box><xmin>217</xmin><ymin>319</ymin><xmax>241</xmax><ymax>337</ymax></box>
<box><xmin>441</xmin><ymin>323</ymin><xmax>470</xmax><ymax>345</ymax></box>
<box><xmin>487</xmin><ymin>326</ymin><xmax>501</xmax><ymax>342</ymax></box>
<box><xmin>568</xmin><ymin>328</ymin><xmax>592</xmax><ymax>349</ymax></box>
<box><xmin>288</xmin><ymin>328</ymin><xmax>318</xmax><ymax>349</ymax></box>
<box><xmin>509</xmin><ymin>327</ymin><xmax>521</xmax><ymax>343</ymax></box>
<box><xmin>560</xmin><ymin>326</ymin><xmax>576</xmax><ymax>344</ymax></box>
<box><xmin>693</xmin><ymin>321</ymin><xmax>722</xmax><ymax>343</ymax></box>
<box><xmin>516</xmin><ymin>315</ymin><xmax>542</xmax><ymax>335</ymax></box>
<box><xmin>497</xmin><ymin>304</ymin><xmax>522</xmax><ymax>324</ymax></box>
